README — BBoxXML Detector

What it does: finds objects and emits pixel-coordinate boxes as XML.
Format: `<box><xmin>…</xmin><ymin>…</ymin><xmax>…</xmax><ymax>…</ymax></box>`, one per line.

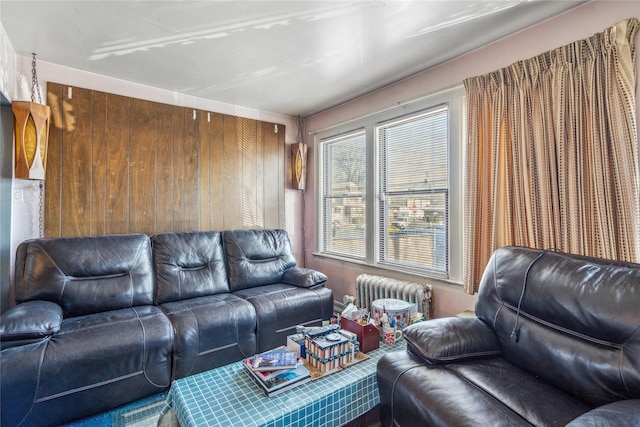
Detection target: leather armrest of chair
<box><xmin>281</xmin><ymin>267</ymin><xmax>328</xmax><ymax>288</ymax></box>
<box><xmin>566</xmin><ymin>400</ymin><xmax>640</xmax><ymax>427</ymax></box>
<box><xmin>404</xmin><ymin>316</ymin><xmax>501</xmax><ymax>364</ymax></box>
<box><xmin>0</xmin><ymin>301</ymin><xmax>63</xmax><ymax>349</ymax></box>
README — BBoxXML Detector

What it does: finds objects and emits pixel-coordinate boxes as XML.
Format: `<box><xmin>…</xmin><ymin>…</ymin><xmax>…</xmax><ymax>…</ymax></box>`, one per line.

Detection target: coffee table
<box><xmin>164</xmin><ymin>341</ymin><xmax>403</xmax><ymax>427</ymax></box>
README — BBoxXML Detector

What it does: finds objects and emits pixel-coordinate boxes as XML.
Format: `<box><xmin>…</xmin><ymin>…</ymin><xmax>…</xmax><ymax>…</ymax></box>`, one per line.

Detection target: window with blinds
<box><xmin>377</xmin><ymin>106</ymin><xmax>448</xmax><ymax>274</ymax></box>
<box><xmin>321</xmin><ymin>131</ymin><xmax>366</xmax><ymax>259</ymax></box>
<box><xmin>315</xmin><ymin>86</ymin><xmax>463</xmax><ymax>283</ymax></box>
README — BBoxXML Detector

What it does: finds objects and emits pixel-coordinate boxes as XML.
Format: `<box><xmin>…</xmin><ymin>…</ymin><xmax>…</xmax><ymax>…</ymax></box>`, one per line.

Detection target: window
<box><xmin>321</xmin><ymin>131</ymin><xmax>366</xmax><ymax>259</ymax></box>
<box><xmin>316</xmin><ymin>87</ymin><xmax>464</xmax><ymax>282</ymax></box>
<box><xmin>377</xmin><ymin>107</ymin><xmax>448</xmax><ymax>273</ymax></box>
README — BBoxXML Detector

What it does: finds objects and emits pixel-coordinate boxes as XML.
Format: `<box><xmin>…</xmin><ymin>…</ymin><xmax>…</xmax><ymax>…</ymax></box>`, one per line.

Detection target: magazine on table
<box><xmin>243</xmin><ymin>356</ymin><xmax>311</xmax><ymax>396</ymax></box>
<box><xmin>246</xmin><ymin>347</ymin><xmax>299</xmax><ymax>372</ymax></box>
<box><xmin>243</xmin><ymin>347</ymin><xmax>298</xmax><ymax>381</ymax></box>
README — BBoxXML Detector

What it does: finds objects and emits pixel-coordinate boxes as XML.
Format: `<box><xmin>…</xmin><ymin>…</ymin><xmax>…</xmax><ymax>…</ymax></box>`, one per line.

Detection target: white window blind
<box><xmin>377</xmin><ymin>106</ymin><xmax>448</xmax><ymax>273</ymax></box>
<box><xmin>315</xmin><ymin>86</ymin><xmax>463</xmax><ymax>283</ymax></box>
<box><xmin>321</xmin><ymin>131</ymin><xmax>366</xmax><ymax>259</ymax></box>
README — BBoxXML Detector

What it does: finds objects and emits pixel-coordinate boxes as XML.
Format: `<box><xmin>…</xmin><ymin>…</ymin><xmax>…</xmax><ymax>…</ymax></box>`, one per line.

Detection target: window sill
<box><xmin>311</xmin><ymin>251</ymin><xmax>463</xmax><ymax>287</ymax></box>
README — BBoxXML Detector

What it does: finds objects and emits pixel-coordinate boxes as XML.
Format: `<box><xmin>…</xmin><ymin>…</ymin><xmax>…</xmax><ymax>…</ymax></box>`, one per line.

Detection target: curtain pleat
<box><xmin>463</xmin><ymin>19</ymin><xmax>639</xmax><ymax>294</ymax></box>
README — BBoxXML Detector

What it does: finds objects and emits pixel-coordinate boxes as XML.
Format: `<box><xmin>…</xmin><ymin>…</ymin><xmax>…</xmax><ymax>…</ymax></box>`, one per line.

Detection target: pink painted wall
<box><xmin>303</xmin><ymin>0</ymin><xmax>640</xmax><ymax>318</ymax></box>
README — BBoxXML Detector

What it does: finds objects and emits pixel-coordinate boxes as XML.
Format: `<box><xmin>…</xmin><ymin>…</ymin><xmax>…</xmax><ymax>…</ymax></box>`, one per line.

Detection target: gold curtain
<box><xmin>463</xmin><ymin>18</ymin><xmax>639</xmax><ymax>294</ymax></box>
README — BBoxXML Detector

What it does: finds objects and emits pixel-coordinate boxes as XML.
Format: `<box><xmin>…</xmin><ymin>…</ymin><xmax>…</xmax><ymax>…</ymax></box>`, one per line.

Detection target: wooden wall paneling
<box><xmin>198</xmin><ymin>112</ymin><xmax>211</xmax><ymax>231</ymax></box>
<box><xmin>90</xmin><ymin>90</ymin><xmax>107</xmax><ymax>236</ymax></box>
<box><xmin>129</xmin><ymin>98</ymin><xmax>157</xmax><ymax>235</ymax></box>
<box><xmin>45</xmin><ymin>83</ymin><xmax>64</xmax><ymax>237</ymax></box>
<box><xmin>183</xmin><ymin>109</ymin><xmax>200</xmax><ymax>231</ymax></box>
<box><xmin>278</xmin><ymin>125</ymin><xmax>285</xmax><ymax>228</ymax></box>
<box><xmin>44</xmin><ymin>83</ymin><xmax>62</xmax><ymax>236</ymax></box>
<box><xmin>61</xmin><ymin>86</ymin><xmax>92</xmax><ymax>237</ymax></box>
<box><xmin>255</xmin><ymin>121</ymin><xmax>264</xmax><ymax>228</ymax></box>
<box><xmin>223</xmin><ymin>115</ymin><xmax>242</xmax><ymax>230</ymax></box>
<box><xmin>155</xmin><ymin>104</ymin><xmax>176</xmax><ymax>233</ymax></box>
<box><xmin>171</xmin><ymin>108</ymin><xmax>186</xmax><ymax>232</ymax></box>
<box><xmin>240</xmin><ymin>117</ymin><xmax>259</xmax><ymax>228</ymax></box>
<box><xmin>207</xmin><ymin>112</ymin><xmax>225</xmax><ymax>231</ymax></box>
<box><xmin>104</xmin><ymin>94</ymin><xmax>130</xmax><ymax>235</ymax></box>
<box><xmin>43</xmin><ymin>84</ymin><xmax>287</xmax><ymax>238</ymax></box>
<box><xmin>262</xmin><ymin>122</ymin><xmax>280</xmax><ymax>229</ymax></box>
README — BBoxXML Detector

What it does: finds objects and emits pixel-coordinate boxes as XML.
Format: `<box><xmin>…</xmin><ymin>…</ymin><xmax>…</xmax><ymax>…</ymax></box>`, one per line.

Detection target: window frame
<box><xmin>314</xmin><ymin>86</ymin><xmax>465</xmax><ymax>284</ymax></box>
<box><xmin>319</xmin><ymin>129</ymin><xmax>367</xmax><ymax>261</ymax></box>
<box><xmin>376</xmin><ymin>104</ymin><xmax>450</xmax><ymax>275</ymax></box>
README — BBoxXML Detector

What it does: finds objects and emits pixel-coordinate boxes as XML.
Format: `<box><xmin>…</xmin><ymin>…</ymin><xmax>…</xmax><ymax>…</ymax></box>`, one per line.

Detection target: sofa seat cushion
<box><xmin>0</xmin><ymin>305</ymin><xmax>172</xmax><ymax>427</ymax></box>
<box><xmin>233</xmin><ymin>284</ymin><xmax>333</xmax><ymax>353</ymax></box>
<box><xmin>159</xmin><ymin>293</ymin><xmax>257</xmax><ymax>379</ymax></box>
<box><xmin>378</xmin><ymin>350</ymin><xmax>591</xmax><ymax>427</ymax></box>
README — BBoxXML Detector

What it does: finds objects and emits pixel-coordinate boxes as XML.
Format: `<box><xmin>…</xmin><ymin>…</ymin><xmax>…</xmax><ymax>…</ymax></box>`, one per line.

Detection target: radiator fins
<box><xmin>355</xmin><ymin>274</ymin><xmax>432</xmax><ymax>319</ymax></box>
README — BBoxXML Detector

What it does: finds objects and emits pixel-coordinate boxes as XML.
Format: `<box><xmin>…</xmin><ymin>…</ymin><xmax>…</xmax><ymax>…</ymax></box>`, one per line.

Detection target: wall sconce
<box><xmin>292</xmin><ymin>116</ymin><xmax>307</xmax><ymax>190</ymax></box>
<box><xmin>291</xmin><ymin>142</ymin><xmax>307</xmax><ymax>190</ymax></box>
<box><xmin>13</xmin><ymin>53</ymin><xmax>51</xmax><ymax>180</ymax></box>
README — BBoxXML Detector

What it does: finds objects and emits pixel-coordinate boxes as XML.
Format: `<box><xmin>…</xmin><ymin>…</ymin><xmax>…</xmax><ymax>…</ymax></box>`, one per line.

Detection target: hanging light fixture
<box><xmin>291</xmin><ymin>115</ymin><xmax>307</xmax><ymax>190</ymax></box>
<box><xmin>13</xmin><ymin>53</ymin><xmax>51</xmax><ymax>180</ymax></box>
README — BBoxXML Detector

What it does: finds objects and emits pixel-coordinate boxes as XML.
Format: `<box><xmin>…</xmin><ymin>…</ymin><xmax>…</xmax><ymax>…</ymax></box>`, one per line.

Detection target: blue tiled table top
<box><xmin>166</xmin><ymin>341</ymin><xmax>404</xmax><ymax>427</ymax></box>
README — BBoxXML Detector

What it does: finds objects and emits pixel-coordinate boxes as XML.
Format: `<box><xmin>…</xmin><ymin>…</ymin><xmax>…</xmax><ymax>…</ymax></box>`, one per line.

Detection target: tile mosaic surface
<box><xmin>167</xmin><ymin>341</ymin><xmax>404</xmax><ymax>427</ymax></box>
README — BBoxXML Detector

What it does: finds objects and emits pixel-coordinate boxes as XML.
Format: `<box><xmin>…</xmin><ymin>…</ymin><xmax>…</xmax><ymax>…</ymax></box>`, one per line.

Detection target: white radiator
<box><xmin>355</xmin><ymin>274</ymin><xmax>432</xmax><ymax>320</ymax></box>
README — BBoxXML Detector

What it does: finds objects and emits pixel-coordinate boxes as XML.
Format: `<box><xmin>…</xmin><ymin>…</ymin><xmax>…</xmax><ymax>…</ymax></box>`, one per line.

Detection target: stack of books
<box><xmin>243</xmin><ymin>346</ymin><xmax>311</xmax><ymax>396</ymax></box>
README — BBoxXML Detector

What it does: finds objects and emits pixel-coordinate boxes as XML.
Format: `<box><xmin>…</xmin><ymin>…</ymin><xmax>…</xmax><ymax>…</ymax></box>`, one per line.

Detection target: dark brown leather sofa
<box><xmin>377</xmin><ymin>246</ymin><xmax>640</xmax><ymax>426</ymax></box>
<box><xmin>0</xmin><ymin>229</ymin><xmax>332</xmax><ymax>426</ymax></box>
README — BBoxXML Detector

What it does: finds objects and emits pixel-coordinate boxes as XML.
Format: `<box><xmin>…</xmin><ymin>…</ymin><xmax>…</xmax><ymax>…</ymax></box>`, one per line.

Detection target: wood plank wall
<box><xmin>44</xmin><ymin>83</ymin><xmax>285</xmax><ymax>237</ymax></box>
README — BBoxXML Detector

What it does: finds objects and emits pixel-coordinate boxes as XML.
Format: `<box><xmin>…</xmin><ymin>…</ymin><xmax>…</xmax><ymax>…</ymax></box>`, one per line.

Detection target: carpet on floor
<box><xmin>61</xmin><ymin>392</ymin><xmax>178</xmax><ymax>427</ymax></box>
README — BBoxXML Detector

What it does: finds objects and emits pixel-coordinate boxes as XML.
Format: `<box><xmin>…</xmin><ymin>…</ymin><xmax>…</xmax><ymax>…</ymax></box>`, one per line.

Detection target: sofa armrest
<box><xmin>0</xmin><ymin>301</ymin><xmax>63</xmax><ymax>349</ymax></box>
<box><xmin>404</xmin><ymin>316</ymin><xmax>501</xmax><ymax>364</ymax></box>
<box><xmin>566</xmin><ymin>400</ymin><xmax>640</xmax><ymax>426</ymax></box>
<box><xmin>282</xmin><ymin>267</ymin><xmax>328</xmax><ymax>288</ymax></box>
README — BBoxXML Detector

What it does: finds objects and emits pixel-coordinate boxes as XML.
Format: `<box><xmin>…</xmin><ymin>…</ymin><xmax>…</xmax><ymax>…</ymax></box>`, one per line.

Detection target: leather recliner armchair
<box><xmin>377</xmin><ymin>246</ymin><xmax>640</xmax><ymax>426</ymax></box>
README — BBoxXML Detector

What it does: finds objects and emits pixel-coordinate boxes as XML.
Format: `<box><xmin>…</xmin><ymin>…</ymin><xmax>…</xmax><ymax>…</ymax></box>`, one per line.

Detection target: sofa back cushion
<box><xmin>223</xmin><ymin>229</ymin><xmax>296</xmax><ymax>292</ymax></box>
<box><xmin>476</xmin><ymin>246</ymin><xmax>640</xmax><ymax>406</ymax></box>
<box><xmin>14</xmin><ymin>234</ymin><xmax>154</xmax><ymax>317</ymax></box>
<box><xmin>152</xmin><ymin>231</ymin><xmax>229</xmax><ymax>303</ymax></box>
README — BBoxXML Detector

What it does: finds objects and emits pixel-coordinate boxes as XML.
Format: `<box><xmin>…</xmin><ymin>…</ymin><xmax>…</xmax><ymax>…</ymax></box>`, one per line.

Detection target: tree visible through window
<box><xmin>317</xmin><ymin>87</ymin><xmax>462</xmax><ymax>281</ymax></box>
<box><xmin>321</xmin><ymin>131</ymin><xmax>366</xmax><ymax>258</ymax></box>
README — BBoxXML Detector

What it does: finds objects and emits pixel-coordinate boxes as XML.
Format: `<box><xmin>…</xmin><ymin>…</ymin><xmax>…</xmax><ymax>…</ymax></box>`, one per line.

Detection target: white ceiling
<box><xmin>1</xmin><ymin>1</ymin><xmax>585</xmax><ymax>117</ymax></box>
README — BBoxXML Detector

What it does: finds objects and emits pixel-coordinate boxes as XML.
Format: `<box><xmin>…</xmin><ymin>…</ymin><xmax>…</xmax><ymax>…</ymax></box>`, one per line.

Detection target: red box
<box><xmin>340</xmin><ymin>317</ymin><xmax>379</xmax><ymax>353</ymax></box>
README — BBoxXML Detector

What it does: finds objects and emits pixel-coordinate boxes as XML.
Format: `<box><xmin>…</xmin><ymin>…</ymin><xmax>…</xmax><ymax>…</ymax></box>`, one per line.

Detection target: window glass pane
<box><xmin>382</xmin><ymin>193</ymin><xmax>448</xmax><ymax>272</ymax></box>
<box><xmin>315</xmin><ymin>86</ymin><xmax>462</xmax><ymax>282</ymax></box>
<box><xmin>378</xmin><ymin>107</ymin><xmax>448</xmax><ymax>273</ymax></box>
<box><xmin>322</xmin><ymin>131</ymin><xmax>366</xmax><ymax>258</ymax></box>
